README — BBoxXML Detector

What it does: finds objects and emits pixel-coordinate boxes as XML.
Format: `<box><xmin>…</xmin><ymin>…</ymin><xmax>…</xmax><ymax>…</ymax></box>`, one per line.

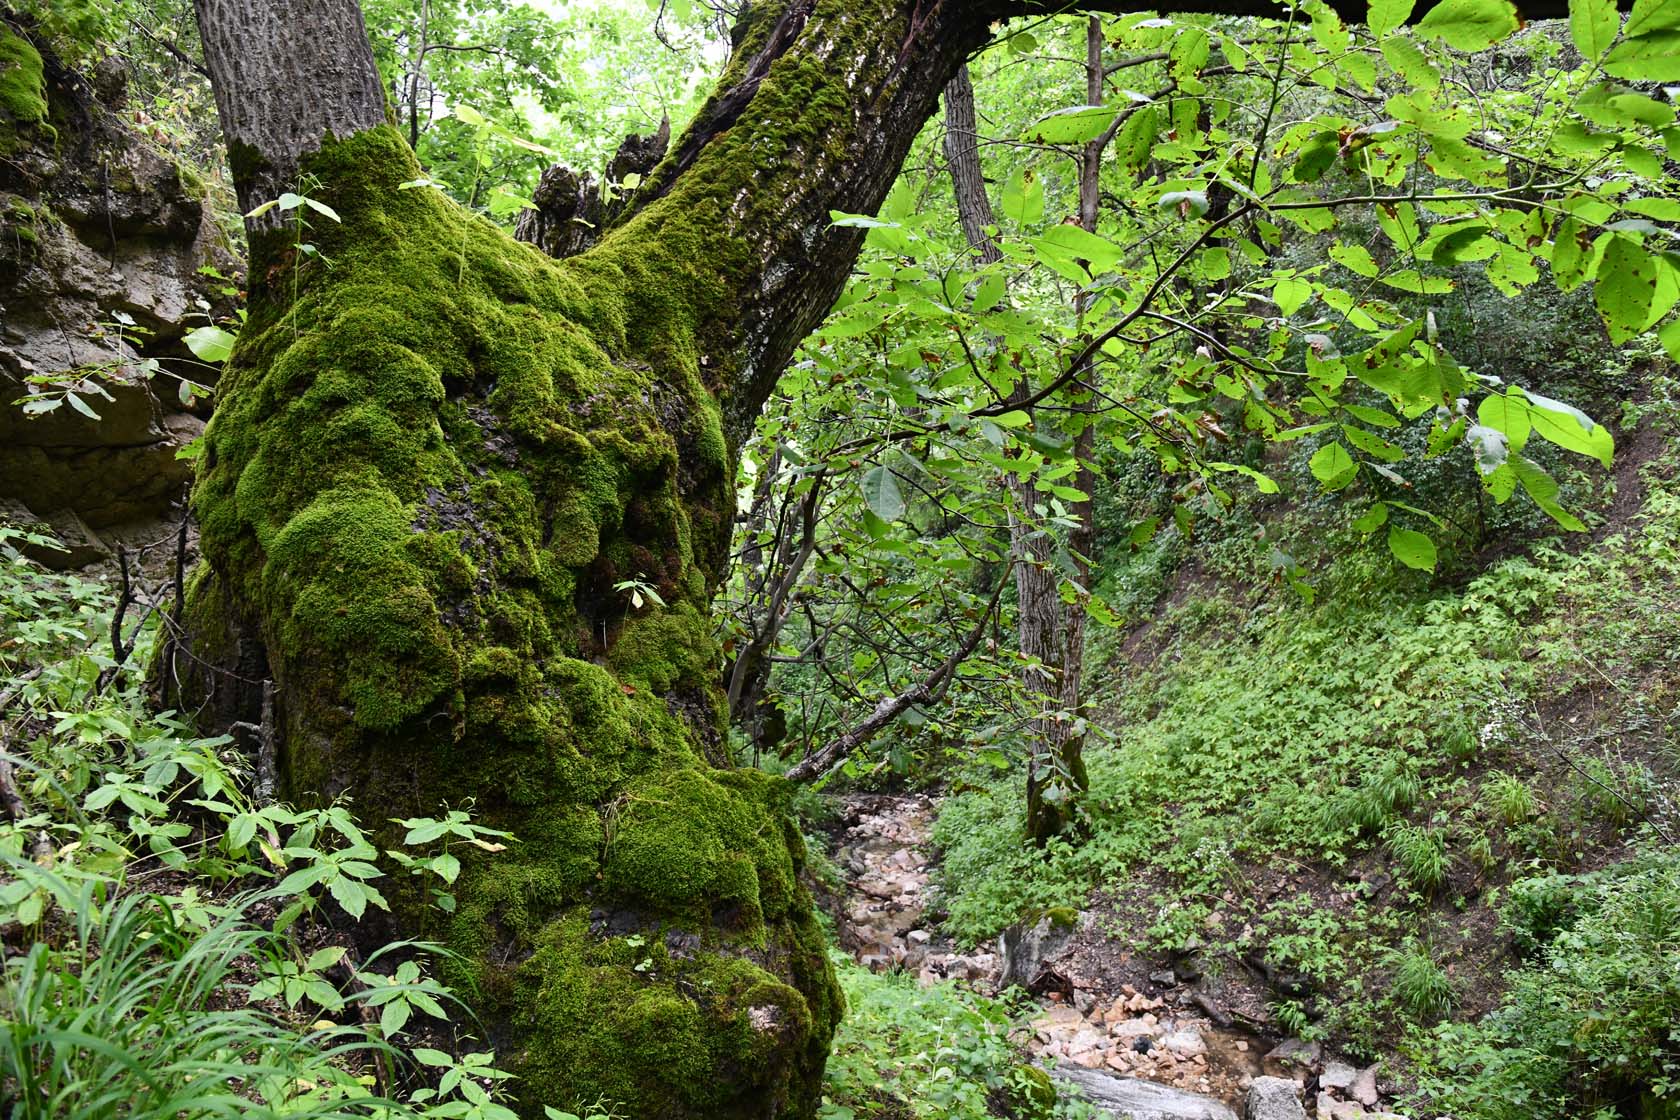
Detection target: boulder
<box><xmin>1320</xmin><ymin>1060</ymin><xmax>1358</xmax><ymax>1092</ymax></box>
<box><xmin>999</xmin><ymin>910</ymin><xmax>1083</xmax><ymax>989</ymax></box>
<box><xmin>1245</xmin><ymin>1077</ymin><xmax>1306</xmax><ymax>1120</ymax></box>
<box><xmin>1047</xmin><ymin>1065</ymin><xmax>1239</xmax><ymax>1120</ymax></box>
<box><xmin>1350</xmin><ymin>1066</ymin><xmax>1380</xmax><ymax>1107</ymax></box>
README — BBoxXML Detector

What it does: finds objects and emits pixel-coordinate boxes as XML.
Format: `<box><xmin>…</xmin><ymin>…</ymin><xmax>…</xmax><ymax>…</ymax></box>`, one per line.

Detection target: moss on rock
<box><xmin>0</xmin><ymin>27</ymin><xmax>49</xmax><ymax>155</ymax></box>
<box><xmin>176</xmin><ymin>124</ymin><xmax>840</xmax><ymax>1118</ymax></box>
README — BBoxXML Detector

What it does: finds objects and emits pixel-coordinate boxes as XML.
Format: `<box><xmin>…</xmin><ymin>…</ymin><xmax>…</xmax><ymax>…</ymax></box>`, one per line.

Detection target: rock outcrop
<box><xmin>0</xmin><ymin>22</ymin><xmax>234</xmax><ymax>553</ymax></box>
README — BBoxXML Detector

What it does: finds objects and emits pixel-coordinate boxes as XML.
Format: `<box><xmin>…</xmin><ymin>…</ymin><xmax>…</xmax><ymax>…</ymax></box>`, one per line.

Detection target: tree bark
<box><xmin>193</xmin><ymin>0</ymin><xmax>385</xmax><ymax>219</ymax></box>
<box><xmin>173</xmin><ymin>0</ymin><xmax>1592</xmax><ymax>1115</ymax></box>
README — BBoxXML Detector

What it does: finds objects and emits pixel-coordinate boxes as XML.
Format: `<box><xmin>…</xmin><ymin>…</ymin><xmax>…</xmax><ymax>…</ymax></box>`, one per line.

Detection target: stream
<box><xmin>828</xmin><ymin>793</ymin><xmax>1396</xmax><ymax>1120</ymax></box>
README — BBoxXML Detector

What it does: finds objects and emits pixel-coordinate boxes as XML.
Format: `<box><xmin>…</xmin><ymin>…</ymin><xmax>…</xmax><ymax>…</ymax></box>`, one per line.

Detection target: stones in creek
<box><xmin>1047</xmin><ymin>1065</ymin><xmax>1238</xmax><ymax>1120</ymax></box>
<box><xmin>1257</xmin><ymin>1040</ymin><xmax>1399</xmax><ymax>1118</ymax></box>
<box><xmin>1244</xmin><ymin>1077</ymin><xmax>1306</xmax><ymax>1120</ymax></box>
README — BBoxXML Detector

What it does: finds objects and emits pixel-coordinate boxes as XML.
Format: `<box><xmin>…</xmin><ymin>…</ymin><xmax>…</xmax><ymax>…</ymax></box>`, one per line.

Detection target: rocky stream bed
<box><xmin>827</xmin><ymin>794</ymin><xmax>1416</xmax><ymax>1120</ymax></box>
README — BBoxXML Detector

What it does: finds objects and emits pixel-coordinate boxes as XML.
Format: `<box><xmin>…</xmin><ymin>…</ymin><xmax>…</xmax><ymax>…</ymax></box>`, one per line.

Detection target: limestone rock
<box><xmin>1245</xmin><ymin>1077</ymin><xmax>1306</xmax><ymax>1120</ymax></box>
<box><xmin>1048</xmin><ymin>1065</ymin><xmax>1239</xmax><ymax>1120</ymax></box>
<box><xmin>1350</xmin><ymin>1065</ymin><xmax>1380</xmax><ymax>1107</ymax></box>
<box><xmin>1</xmin><ymin>30</ymin><xmax>234</xmax><ymax>535</ymax></box>
<box><xmin>999</xmin><ymin>911</ymin><xmax>1082</xmax><ymax>989</ymax></box>
<box><xmin>1320</xmin><ymin>1060</ymin><xmax>1358</xmax><ymax>1092</ymax></box>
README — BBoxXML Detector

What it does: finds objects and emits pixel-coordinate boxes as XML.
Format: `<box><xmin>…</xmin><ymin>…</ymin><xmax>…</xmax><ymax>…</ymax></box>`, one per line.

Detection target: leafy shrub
<box><xmin>1410</xmin><ymin>848</ymin><xmax>1680</xmax><ymax>1120</ymax></box>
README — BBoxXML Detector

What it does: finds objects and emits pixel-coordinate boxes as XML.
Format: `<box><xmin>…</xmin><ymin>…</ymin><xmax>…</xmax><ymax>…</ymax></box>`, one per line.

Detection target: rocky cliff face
<box><xmin>0</xmin><ymin>24</ymin><xmax>235</xmax><ymax>561</ymax></box>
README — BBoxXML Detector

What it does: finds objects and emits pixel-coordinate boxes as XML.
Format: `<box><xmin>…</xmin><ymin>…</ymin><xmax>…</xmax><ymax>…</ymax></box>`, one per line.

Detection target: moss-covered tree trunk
<box><xmin>168</xmin><ymin>0</ymin><xmax>1584</xmax><ymax>1114</ymax></box>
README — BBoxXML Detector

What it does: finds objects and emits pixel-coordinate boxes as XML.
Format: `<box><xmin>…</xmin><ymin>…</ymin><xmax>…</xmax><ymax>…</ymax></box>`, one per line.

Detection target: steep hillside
<box><xmin>930</xmin><ymin>365</ymin><xmax>1680</xmax><ymax>1117</ymax></box>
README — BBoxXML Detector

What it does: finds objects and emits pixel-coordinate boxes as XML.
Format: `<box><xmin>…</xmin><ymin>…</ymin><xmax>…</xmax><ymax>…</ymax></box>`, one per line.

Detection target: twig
<box><xmin>231</xmin><ymin>680</ymin><xmax>278</xmax><ymax>804</ymax></box>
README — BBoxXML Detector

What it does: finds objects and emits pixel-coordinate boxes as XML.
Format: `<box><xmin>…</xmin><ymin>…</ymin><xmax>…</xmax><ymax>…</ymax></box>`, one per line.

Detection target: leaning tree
<box><xmin>167</xmin><ymin>0</ymin><xmax>1579</xmax><ymax>1115</ymax></box>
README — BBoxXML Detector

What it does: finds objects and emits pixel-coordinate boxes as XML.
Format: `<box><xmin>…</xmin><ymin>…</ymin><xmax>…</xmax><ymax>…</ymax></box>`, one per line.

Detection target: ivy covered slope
<box><xmin>171</xmin><ymin>121</ymin><xmax>840</xmax><ymax>1119</ymax></box>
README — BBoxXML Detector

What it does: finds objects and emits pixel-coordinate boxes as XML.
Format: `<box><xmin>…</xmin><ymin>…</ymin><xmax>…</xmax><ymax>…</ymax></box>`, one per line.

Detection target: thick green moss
<box><xmin>0</xmin><ymin>28</ymin><xmax>48</xmax><ymax>155</ymax></box>
<box><xmin>179</xmin><ymin>123</ymin><xmax>838</xmax><ymax>1117</ymax></box>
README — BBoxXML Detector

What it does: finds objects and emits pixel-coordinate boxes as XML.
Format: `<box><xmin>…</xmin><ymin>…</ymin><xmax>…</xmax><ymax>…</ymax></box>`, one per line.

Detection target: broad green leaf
<box><xmin>1465</xmin><ymin>423</ymin><xmax>1509</xmax><ymax>474</ymax></box>
<box><xmin>1605</xmin><ymin>31</ymin><xmax>1680</xmax><ymax>80</ymax></box>
<box><xmin>1273</xmin><ymin>278</ymin><xmax>1313</xmax><ymax>316</ymax></box>
<box><xmin>1027</xmin><ymin>105</ymin><xmax>1118</xmax><ymax>144</ymax></box>
<box><xmin>1381</xmin><ymin>38</ymin><xmax>1441</xmax><ymax>89</ymax></box>
<box><xmin>1000</xmin><ymin>167</ymin><xmax>1045</xmax><ymax>226</ymax></box>
<box><xmin>1370</xmin><ymin>0</ymin><xmax>1417</xmax><ymax>35</ymax></box>
<box><xmin>1309</xmin><ymin>441</ymin><xmax>1359</xmax><ymax>489</ymax></box>
<box><xmin>1330</xmin><ymin>242</ymin><xmax>1380</xmax><ymax>278</ymax></box>
<box><xmin>1512</xmin><ymin>456</ymin><xmax>1587</xmax><ymax>530</ymax></box>
<box><xmin>861</xmin><ymin>465</ymin><xmax>906</xmax><ymax>522</ymax></box>
<box><xmin>1157</xmin><ymin>190</ymin><xmax>1210</xmax><ymax>219</ymax></box>
<box><xmin>1343</xmin><ymin>425</ymin><xmax>1406</xmax><ymax>462</ymax></box>
<box><xmin>1416</xmin><ymin>0</ymin><xmax>1520</xmax><ymax>50</ymax></box>
<box><xmin>1388</xmin><ymin>526</ymin><xmax>1438</xmax><ymax>571</ymax></box>
<box><xmin>1625</xmin><ymin>0</ymin><xmax>1680</xmax><ymax>39</ymax></box>
<box><xmin>1352</xmin><ymin>503</ymin><xmax>1390</xmax><ymax>532</ymax></box>
<box><xmin>1477</xmin><ymin>393</ymin><xmax>1532</xmax><ymax>452</ymax></box>
<box><xmin>1571</xmin><ymin>0</ymin><xmax>1621</xmax><ymax>57</ymax></box>
<box><xmin>1520</xmin><ymin>389</ymin><xmax>1614</xmax><ymax>467</ymax></box>
<box><xmin>1549</xmin><ymin>217</ymin><xmax>1592</xmax><ymax>292</ymax></box>
<box><xmin>1036</xmin><ymin>225</ymin><xmax>1125</xmax><ymax>271</ymax></box>
<box><xmin>184</xmin><ymin>325</ymin><xmax>237</xmax><ymax>363</ymax></box>
<box><xmin>1595</xmin><ymin>237</ymin><xmax>1660</xmax><ymax>343</ymax></box>
<box><xmin>1209</xmin><ymin>462</ymin><xmax>1280</xmax><ymax>493</ymax></box>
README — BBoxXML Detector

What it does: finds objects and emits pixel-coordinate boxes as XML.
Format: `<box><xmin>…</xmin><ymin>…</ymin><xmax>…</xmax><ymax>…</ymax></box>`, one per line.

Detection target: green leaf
<box><xmin>1309</xmin><ymin>441</ymin><xmax>1359</xmax><ymax>489</ymax></box>
<box><xmin>1625</xmin><ymin>0</ymin><xmax>1680</xmax><ymax>38</ymax></box>
<box><xmin>1330</xmin><ymin>242</ymin><xmax>1380</xmax><ymax>278</ymax></box>
<box><xmin>1343</xmin><ymin>425</ymin><xmax>1407</xmax><ymax>462</ymax></box>
<box><xmin>1416</xmin><ymin>0</ymin><xmax>1519</xmax><ymax>49</ymax></box>
<box><xmin>1027</xmin><ymin>104</ymin><xmax>1118</xmax><ymax>144</ymax></box>
<box><xmin>1370</xmin><ymin>0</ymin><xmax>1417</xmax><ymax>35</ymax></box>
<box><xmin>1595</xmin><ymin>237</ymin><xmax>1661</xmax><ymax>344</ymax></box>
<box><xmin>1548</xmin><ymin>218</ymin><xmax>1593</xmax><ymax>293</ymax></box>
<box><xmin>1388</xmin><ymin>526</ymin><xmax>1438</xmax><ymax>571</ymax></box>
<box><xmin>1000</xmin><ymin>167</ymin><xmax>1045</xmax><ymax>226</ymax></box>
<box><xmin>1477</xmin><ymin>393</ymin><xmax>1532</xmax><ymax>452</ymax></box>
<box><xmin>1157</xmin><ymin>190</ymin><xmax>1210</xmax><ymax>219</ymax></box>
<box><xmin>184</xmin><ymin>325</ymin><xmax>237</xmax><ymax>363</ymax></box>
<box><xmin>1512</xmin><ymin>456</ymin><xmax>1587</xmax><ymax>530</ymax></box>
<box><xmin>1034</xmin><ymin>226</ymin><xmax>1124</xmax><ymax>271</ymax></box>
<box><xmin>1273</xmin><ymin>278</ymin><xmax>1312</xmax><ymax>316</ymax></box>
<box><xmin>861</xmin><ymin>465</ymin><xmax>906</xmax><ymax>522</ymax></box>
<box><xmin>303</xmin><ymin>197</ymin><xmax>341</xmax><ymax>223</ymax></box>
<box><xmin>1352</xmin><ymin>503</ymin><xmax>1390</xmax><ymax>532</ymax></box>
<box><xmin>1571</xmin><ymin>0</ymin><xmax>1621</xmax><ymax>57</ymax></box>
<box><xmin>1605</xmin><ymin>31</ymin><xmax>1680</xmax><ymax>79</ymax></box>
<box><xmin>1465</xmin><ymin>424</ymin><xmax>1510</xmax><ymax>474</ymax></box>
<box><xmin>1520</xmin><ymin>389</ymin><xmax>1614</xmax><ymax>467</ymax></box>
<box><xmin>380</xmin><ymin>1000</ymin><xmax>411</xmax><ymax>1038</ymax></box>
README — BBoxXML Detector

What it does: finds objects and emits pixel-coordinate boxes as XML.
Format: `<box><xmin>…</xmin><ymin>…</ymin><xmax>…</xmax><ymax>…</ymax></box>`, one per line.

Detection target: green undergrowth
<box><xmin>0</xmin><ymin>524</ymin><xmax>532</xmax><ymax>1119</ymax></box>
<box><xmin>932</xmin><ymin>437</ymin><xmax>1680</xmax><ymax>1087</ymax></box>
<box><xmin>819</xmin><ymin>954</ymin><xmax>1094</xmax><ymax>1120</ymax></box>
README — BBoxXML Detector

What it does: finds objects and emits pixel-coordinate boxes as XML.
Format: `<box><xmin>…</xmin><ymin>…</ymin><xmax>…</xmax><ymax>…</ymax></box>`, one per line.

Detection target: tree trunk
<box><xmin>169</xmin><ymin>0</ymin><xmax>1586</xmax><ymax>1114</ymax></box>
